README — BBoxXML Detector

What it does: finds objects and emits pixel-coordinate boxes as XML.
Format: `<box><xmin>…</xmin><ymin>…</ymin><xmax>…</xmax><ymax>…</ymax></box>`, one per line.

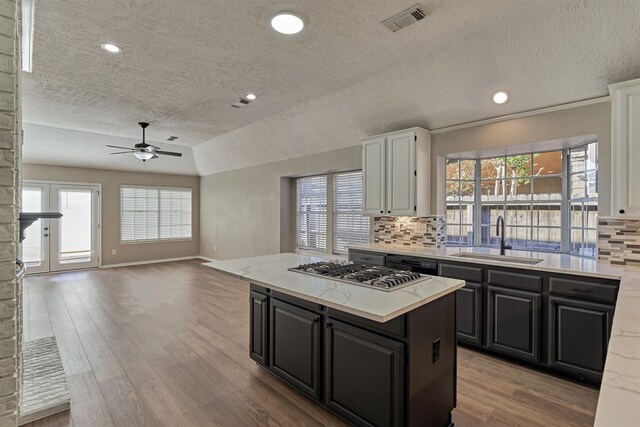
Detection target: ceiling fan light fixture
<box><xmin>134</xmin><ymin>151</ymin><xmax>154</xmax><ymax>161</ymax></box>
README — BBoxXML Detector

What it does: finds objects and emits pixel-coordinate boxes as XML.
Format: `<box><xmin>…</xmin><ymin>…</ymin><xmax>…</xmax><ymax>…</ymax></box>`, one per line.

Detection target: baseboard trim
<box><xmin>101</xmin><ymin>256</ymin><xmax>205</xmax><ymax>269</ymax></box>
<box><xmin>199</xmin><ymin>256</ymin><xmax>216</xmax><ymax>262</ymax></box>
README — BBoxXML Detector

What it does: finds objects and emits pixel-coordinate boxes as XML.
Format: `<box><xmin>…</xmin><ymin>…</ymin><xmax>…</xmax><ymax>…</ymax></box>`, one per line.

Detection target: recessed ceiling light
<box><xmin>101</xmin><ymin>43</ymin><xmax>122</xmax><ymax>53</ymax></box>
<box><xmin>493</xmin><ymin>90</ymin><xmax>510</xmax><ymax>104</ymax></box>
<box><xmin>246</xmin><ymin>93</ymin><xmax>257</xmax><ymax>100</ymax></box>
<box><xmin>271</xmin><ymin>12</ymin><xmax>304</xmax><ymax>35</ymax></box>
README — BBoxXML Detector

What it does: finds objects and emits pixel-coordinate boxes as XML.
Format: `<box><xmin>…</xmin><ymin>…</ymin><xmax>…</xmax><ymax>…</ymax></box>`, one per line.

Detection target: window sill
<box><xmin>120</xmin><ymin>238</ymin><xmax>193</xmax><ymax>246</ymax></box>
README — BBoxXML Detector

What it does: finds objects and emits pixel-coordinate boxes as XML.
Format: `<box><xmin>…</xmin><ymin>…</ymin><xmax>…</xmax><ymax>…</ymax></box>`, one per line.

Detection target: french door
<box><xmin>22</xmin><ymin>182</ymin><xmax>100</xmax><ymax>273</ymax></box>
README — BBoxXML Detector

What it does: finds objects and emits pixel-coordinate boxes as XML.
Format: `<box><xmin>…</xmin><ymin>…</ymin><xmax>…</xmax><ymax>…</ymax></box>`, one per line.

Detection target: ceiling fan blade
<box><xmin>156</xmin><ymin>150</ymin><xmax>182</xmax><ymax>157</ymax></box>
<box><xmin>106</xmin><ymin>145</ymin><xmax>133</xmax><ymax>150</ymax></box>
<box><xmin>151</xmin><ymin>154</ymin><xmax>159</xmax><ymax>159</ymax></box>
<box><xmin>110</xmin><ymin>151</ymin><xmax>134</xmax><ymax>154</ymax></box>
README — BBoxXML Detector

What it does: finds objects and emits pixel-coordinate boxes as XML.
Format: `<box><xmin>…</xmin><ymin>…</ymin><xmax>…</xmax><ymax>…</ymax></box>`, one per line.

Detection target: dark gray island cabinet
<box><xmin>250</xmin><ymin>285</ymin><xmax>457</xmax><ymax>427</ymax></box>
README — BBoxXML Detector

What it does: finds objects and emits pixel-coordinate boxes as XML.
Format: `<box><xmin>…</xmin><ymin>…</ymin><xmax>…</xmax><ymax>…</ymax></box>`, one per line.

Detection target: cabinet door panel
<box><xmin>362</xmin><ymin>137</ymin><xmax>386</xmax><ymax>215</ymax></box>
<box><xmin>326</xmin><ymin>320</ymin><xmax>404</xmax><ymax>427</ymax></box>
<box><xmin>386</xmin><ymin>132</ymin><xmax>416</xmax><ymax>215</ymax></box>
<box><xmin>487</xmin><ymin>286</ymin><xmax>541</xmax><ymax>362</ymax></box>
<box><xmin>270</xmin><ymin>299</ymin><xmax>321</xmax><ymax>400</ymax></box>
<box><xmin>249</xmin><ymin>291</ymin><xmax>268</xmax><ymax>366</ymax></box>
<box><xmin>456</xmin><ymin>282</ymin><xmax>482</xmax><ymax>345</ymax></box>
<box><xmin>548</xmin><ymin>297</ymin><xmax>614</xmax><ymax>382</ymax></box>
<box><xmin>612</xmin><ymin>81</ymin><xmax>640</xmax><ymax>217</ymax></box>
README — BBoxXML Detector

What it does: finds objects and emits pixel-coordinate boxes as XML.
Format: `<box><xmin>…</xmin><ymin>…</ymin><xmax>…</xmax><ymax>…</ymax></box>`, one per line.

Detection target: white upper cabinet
<box><xmin>362</xmin><ymin>128</ymin><xmax>431</xmax><ymax>217</ymax></box>
<box><xmin>610</xmin><ymin>79</ymin><xmax>640</xmax><ymax>218</ymax></box>
<box><xmin>362</xmin><ymin>137</ymin><xmax>386</xmax><ymax>215</ymax></box>
<box><xmin>386</xmin><ymin>132</ymin><xmax>416</xmax><ymax>216</ymax></box>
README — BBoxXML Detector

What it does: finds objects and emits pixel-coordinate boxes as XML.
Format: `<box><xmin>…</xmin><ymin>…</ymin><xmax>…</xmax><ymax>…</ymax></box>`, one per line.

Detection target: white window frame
<box><xmin>445</xmin><ymin>142</ymin><xmax>598</xmax><ymax>257</ymax></box>
<box><xmin>120</xmin><ymin>185</ymin><xmax>193</xmax><ymax>244</ymax></box>
<box><xmin>295</xmin><ymin>171</ymin><xmax>370</xmax><ymax>255</ymax></box>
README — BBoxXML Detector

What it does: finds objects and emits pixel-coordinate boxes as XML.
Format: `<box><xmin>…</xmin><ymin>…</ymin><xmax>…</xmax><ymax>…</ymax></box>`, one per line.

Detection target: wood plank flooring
<box><xmin>22</xmin><ymin>260</ymin><xmax>599</xmax><ymax>427</ymax></box>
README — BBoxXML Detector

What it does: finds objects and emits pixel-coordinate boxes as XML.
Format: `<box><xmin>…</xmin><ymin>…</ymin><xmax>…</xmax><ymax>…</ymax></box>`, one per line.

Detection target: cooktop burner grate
<box><xmin>289</xmin><ymin>261</ymin><xmax>431</xmax><ymax>291</ymax></box>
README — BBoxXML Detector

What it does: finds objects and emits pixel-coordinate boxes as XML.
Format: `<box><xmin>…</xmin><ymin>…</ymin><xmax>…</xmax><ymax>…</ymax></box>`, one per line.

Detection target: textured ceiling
<box><xmin>22</xmin><ymin>0</ymin><xmax>640</xmax><ymax>176</ymax></box>
<box><xmin>23</xmin><ymin>123</ymin><xmax>197</xmax><ymax>175</ymax></box>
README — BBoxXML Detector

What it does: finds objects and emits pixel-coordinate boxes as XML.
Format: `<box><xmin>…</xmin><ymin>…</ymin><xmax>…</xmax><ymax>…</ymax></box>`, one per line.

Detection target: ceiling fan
<box><xmin>106</xmin><ymin>122</ymin><xmax>182</xmax><ymax>162</ymax></box>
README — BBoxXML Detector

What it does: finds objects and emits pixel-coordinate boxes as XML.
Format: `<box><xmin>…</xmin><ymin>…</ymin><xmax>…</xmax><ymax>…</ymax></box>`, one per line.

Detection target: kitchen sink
<box><xmin>451</xmin><ymin>252</ymin><xmax>544</xmax><ymax>265</ymax></box>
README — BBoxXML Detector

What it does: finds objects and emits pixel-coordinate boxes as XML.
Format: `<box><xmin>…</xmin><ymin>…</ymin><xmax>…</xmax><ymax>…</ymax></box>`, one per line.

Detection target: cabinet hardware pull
<box><xmin>572</xmin><ymin>287</ymin><xmax>592</xmax><ymax>293</ymax></box>
<box><xmin>619</xmin><ymin>209</ymin><xmax>626</xmax><ymax>214</ymax></box>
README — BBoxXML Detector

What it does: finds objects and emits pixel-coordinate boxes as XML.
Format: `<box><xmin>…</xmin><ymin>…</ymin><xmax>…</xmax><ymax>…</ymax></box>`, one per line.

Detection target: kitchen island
<box><xmin>204</xmin><ymin>253</ymin><xmax>464</xmax><ymax>427</ymax></box>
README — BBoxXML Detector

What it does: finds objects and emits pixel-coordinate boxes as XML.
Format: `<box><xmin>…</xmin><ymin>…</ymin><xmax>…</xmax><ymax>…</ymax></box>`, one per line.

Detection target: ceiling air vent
<box><xmin>167</xmin><ymin>136</ymin><xmax>178</xmax><ymax>141</ymax></box>
<box><xmin>231</xmin><ymin>99</ymin><xmax>251</xmax><ymax>108</ymax></box>
<box><xmin>381</xmin><ymin>4</ymin><xmax>427</xmax><ymax>32</ymax></box>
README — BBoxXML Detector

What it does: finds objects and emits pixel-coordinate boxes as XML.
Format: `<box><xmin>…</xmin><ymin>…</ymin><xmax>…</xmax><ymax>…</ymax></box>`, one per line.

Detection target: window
<box><xmin>296</xmin><ymin>171</ymin><xmax>370</xmax><ymax>254</ymax></box>
<box><xmin>568</xmin><ymin>144</ymin><xmax>598</xmax><ymax>257</ymax></box>
<box><xmin>446</xmin><ymin>142</ymin><xmax>598</xmax><ymax>257</ymax></box>
<box><xmin>333</xmin><ymin>171</ymin><xmax>370</xmax><ymax>254</ymax></box>
<box><xmin>296</xmin><ymin>176</ymin><xmax>327</xmax><ymax>251</ymax></box>
<box><xmin>120</xmin><ymin>186</ymin><xmax>192</xmax><ymax>242</ymax></box>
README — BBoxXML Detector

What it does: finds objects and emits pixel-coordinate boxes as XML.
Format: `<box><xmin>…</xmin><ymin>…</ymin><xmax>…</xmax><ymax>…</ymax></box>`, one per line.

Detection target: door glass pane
<box><xmin>22</xmin><ymin>187</ymin><xmax>43</xmax><ymax>267</ymax></box>
<box><xmin>58</xmin><ymin>189</ymin><xmax>93</xmax><ymax>263</ymax></box>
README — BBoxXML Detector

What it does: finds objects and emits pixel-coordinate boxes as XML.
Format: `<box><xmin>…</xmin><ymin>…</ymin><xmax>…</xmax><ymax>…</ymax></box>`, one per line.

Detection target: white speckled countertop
<box><xmin>350</xmin><ymin>243</ymin><xmax>640</xmax><ymax>427</ymax></box>
<box><xmin>202</xmin><ymin>252</ymin><xmax>464</xmax><ymax>322</ymax></box>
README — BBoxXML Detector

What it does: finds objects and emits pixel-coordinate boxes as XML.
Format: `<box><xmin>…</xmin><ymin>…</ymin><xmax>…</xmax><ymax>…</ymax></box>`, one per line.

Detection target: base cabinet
<box><xmin>325</xmin><ymin>320</ymin><xmax>404</xmax><ymax>427</ymax></box>
<box><xmin>455</xmin><ymin>282</ymin><xmax>482</xmax><ymax>346</ymax></box>
<box><xmin>269</xmin><ymin>298</ymin><xmax>322</xmax><ymax>401</ymax></box>
<box><xmin>250</xmin><ymin>284</ymin><xmax>456</xmax><ymax>427</ymax></box>
<box><xmin>487</xmin><ymin>286</ymin><xmax>541</xmax><ymax>362</ymax></box>
<box><xmin>548</xmin><ymin>297</ymin><xmax>614</xmax><ymax>382</ymax></box>
<box><xmin>249</xmin><ymin>291</ymin><xmax>269</xmax><ymax>366</ymax></box>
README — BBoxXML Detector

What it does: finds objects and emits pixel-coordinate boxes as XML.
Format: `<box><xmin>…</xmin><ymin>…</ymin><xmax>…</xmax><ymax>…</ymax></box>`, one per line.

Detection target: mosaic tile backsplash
<box><xmin>374</xmin><ymin>216</ymin><xmax>446</xmax><ymax>248</ymax></box>
<box><xmin>598</xmin><ymin>218</ymin><xmax>640</xmax><ymax>265</ymax></box>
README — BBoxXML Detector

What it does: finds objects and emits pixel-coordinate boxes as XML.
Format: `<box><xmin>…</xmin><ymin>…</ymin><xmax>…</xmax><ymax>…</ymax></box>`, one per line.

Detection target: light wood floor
<box><xmin>22</xmin><ymin>260</ymin><xmax>599</xmax><ymax>427</ymax></box>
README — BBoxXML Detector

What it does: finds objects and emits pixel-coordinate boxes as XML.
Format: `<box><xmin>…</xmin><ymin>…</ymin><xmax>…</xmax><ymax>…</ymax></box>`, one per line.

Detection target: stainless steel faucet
<box><xmin>496</xmin><ymin>215</ymin><xmax>512</xmax><ymax>256</ymax></box>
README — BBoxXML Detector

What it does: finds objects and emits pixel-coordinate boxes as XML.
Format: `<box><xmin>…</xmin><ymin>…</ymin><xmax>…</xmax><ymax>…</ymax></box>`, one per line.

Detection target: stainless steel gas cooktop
<box><xmin>288</xmin><ymin>261</ymin><xmax>431</xmax><ymax>291</ymax></box>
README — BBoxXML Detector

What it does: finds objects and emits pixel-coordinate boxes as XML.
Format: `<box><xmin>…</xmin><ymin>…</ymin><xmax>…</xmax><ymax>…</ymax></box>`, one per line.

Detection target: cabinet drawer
<box><xmin>549</xmin><ymin>278</ymin><xmax>619</xmax><ymax>304</ymax></box>
<box><xmin>326</xmin><ymin>308</ymin><xmax>405</xmax><ymax>340</ymax></box>
<box><xmin>488</xmin><ymin>269</ymin><xmax>542</xmax><ymax>292</ymax></box>
<box><xmin>349</xmin><ymin>251</ymin><xmax>386</xmax><ymax>266</ymax></box>
<box><xmin>272</xmin><ymin>291</ymin><xmax>322</xmax><ymax>313</ymax></box>
<box><xmin>439</xmin><ymin>263</ymin><xmax>483</xmax><ymax>282</ymax></box>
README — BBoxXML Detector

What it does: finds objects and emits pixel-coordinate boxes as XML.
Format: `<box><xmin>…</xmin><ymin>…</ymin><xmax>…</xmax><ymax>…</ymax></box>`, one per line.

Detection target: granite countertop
<box><xmin>350</xmin><ymin>243</ymin><xmax>640</xmax><ymax>427</ymax></box>
<box><xmin>202</xmin><ymin>252</ymin><xmax>464</xmax><ymax>322</ymax></box>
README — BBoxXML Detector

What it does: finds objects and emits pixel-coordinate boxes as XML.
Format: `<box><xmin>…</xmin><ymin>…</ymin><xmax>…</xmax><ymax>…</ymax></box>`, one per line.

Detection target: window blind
<box><xmin>333</xmin><ymin>171</ymin><xmax>370</xmax><ymax>254</ymax></box>
<box><xmin>121</xmin><ymin>186</ymin><xmax>192</xmax><ymax>242</ymax></box>
<box><xmin>296</xmin><ymin>176</ymin><xmax>327</xmax><ymax>251</ymax></box>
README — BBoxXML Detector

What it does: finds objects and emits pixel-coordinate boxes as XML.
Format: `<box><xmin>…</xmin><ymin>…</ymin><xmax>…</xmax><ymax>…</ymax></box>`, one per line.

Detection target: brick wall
<box><xmin>0</xmin><ymin>0</ymin><xmax>20</xmax><ymax>425</ymax></box>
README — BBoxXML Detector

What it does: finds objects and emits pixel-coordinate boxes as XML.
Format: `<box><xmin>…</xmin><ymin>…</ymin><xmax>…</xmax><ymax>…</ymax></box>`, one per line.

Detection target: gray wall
<box><xmin>200</xmin><ymin>147</ymin><xmax>361</xmax><ymax>260</ymax></box>
<box><xmin>199</xmin><ymin>101</ymin><xmax>612</xmax><ymax>260</ymax></box>
<box><xmin>22</xmin><ymin>164</ymin><xmax>200</xmax><ymax>266</ymax></box>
